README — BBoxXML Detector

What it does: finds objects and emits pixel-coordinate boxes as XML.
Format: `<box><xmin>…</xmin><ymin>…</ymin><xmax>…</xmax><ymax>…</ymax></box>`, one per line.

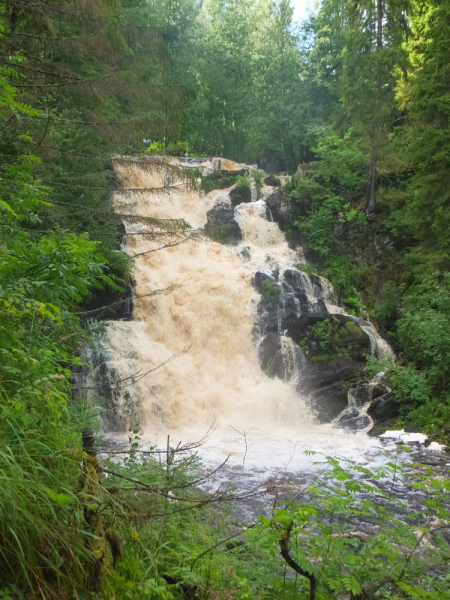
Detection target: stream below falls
<box><xmin>84</xmin><ymin>157</ymin><xmax>448</xmax><ymax>508</ymax></box>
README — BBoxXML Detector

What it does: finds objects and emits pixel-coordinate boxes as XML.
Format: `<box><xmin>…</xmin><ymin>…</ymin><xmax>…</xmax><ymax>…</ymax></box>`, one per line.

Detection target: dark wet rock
<box><xmin>349</xmin><ymin>384</ymin><xmax>371</xmax><ymax>407</ymax></box>
<box><xmin>259</xmin><ymin>335</ymin><xmax>281</xmax><ymax>370</ymax></box>
<box><xmin>289</xmin><ymin>313</ymin><xmax>371</xmax><ymax>361</ymax></box>
<box><xmin>257</xmin><ymin>148</ymin><xmax>286</xmax><ymax>174</ymax></box>
<box><xmin>270</xmin><ymin>343</ymin><xmax>306</xmax><ymax>381</ymax></box>
<box><xmin>204</xmin><ymin>205</ymin><xmax>242</xmax><ymax>243</ymax></box>
<box><xmin>239</xmin><ymin>246</ymin><xmax>251</xmax><ymax>261</ymax></box>
<box><xmin>256</xmin><ymin>296</ymin><xmax>279</xmax><ymax>334</ymax></box>
<box><xmin>83</xmin><ymin>282</ymin><xmax>134</xmax><ymax>321</ymax></box>
<box><xmin>404</xmin><ymin>425</ymin><xmax>422</xmax><ymax>433</ymax></box>
<box><xmin>264</xmin><ymin>174</ymin><xmax>281</xmax><ymax>186</ymax></box>
<box><xmin>283</xmin><ymin>269</ymin><xmax>326</xmax><ymax>313</ymax></box>
<box><xmin>309</xmin><ymin>383</ymin><xmax>354</xmax><ymax>423</ymax></box>
<box><xmin>253</xmin><ymin>270</ymin><xmax>277</xmax><ymax>290</ymax></box>
<box><xmin>287</xmin><ymin>313</ymin><xmax>371</xmax><ymax>422</ymax></box>
<box><xmin>278</xmin><ymin>282</ymin><xmax>301</xmax><ymax>330</ymax></box>
<box><xmin>230</xmin><ymin>185</ymin><xmax>251</xmax><ymax>206</ymax></box>
<box><xmin>367</xmin><ymin>392</ymin><xmax>398</xmax><ymax>424</ymax></box>
<box><xmin>336</xmin><ymin>407</ymin><xmax>370</xmax><ymax>430</ymax></box>
<box><xmin>266</xmin><ymin>188</ymin><xmax>286</xmax><ymax>226</ymax></box>
<box><xmin>349</xmin><ymin>382</ymin><xmax>389</xmax><ymax>407</ymax></box>
<box><xmin>367</xmin><ymin>418</ymin><xmax>398</xmax><ymax>437</ymax></box>
<box><xmin>203</xmin><ymin>168</ymin><xmax>248</xmax><ymax>184</ymax></box>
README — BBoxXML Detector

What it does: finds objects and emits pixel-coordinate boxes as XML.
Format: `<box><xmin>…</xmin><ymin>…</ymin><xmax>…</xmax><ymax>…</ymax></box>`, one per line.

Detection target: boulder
<box><xmin>305</xmin><ymin>378</ymin><xmax>355</xmax><ymax>423</ymax></box>
<box><xmin>270</xmin><ymin>342</ymin><xmax>306</xmax><ymax>381</ymax></box>
<box><xmin>287</xmin><ymin>313</ymin><xmax>371</xmax><ymax>423</ymax></box>
<box><xmin>229</xmin><ymin>185</ymin><xmax>251</xmax><ymax>206</ymax></box>
<box><xmin>278</xmin><ymin>281</ymin><xmax>301</xmax><ymax>330</ymax></box>
<box><xmin>253</xmin><ymin>270</ymin><xmax>277</xmax><ymax>290</ymax></box>
<box><xmin>204</xmin><ymin>205</ymin><xmax>242</xmax><ymax>243</ymax></box>
<box><xmin>259</xmin><ymin>335</ymin><xmax>281</xmax><ymax>369</ymax></box>
<box><xmin>264</xmin><ymin>174</ymin><xmax>281</xmax><ymax>187</ymax></box>
<box><xmin>265</xmin><ymin>188</ymin><xmax>284</xmax><ymax>225</ymax></box>
<box><xmin>336</xmin><ymin>407</ymin><xmax>370</xmax><ymax>430</ymax></box>
<box><xmin>289</xmin><ymin>313</ymin><xmax>370</xmax><ymax>361</ymax></box>
<box><xmin>348</xmin><ymin>382</ymin><xmax>389</xmax><ymax>407</ymax></box>
<box><xmin>367</xmin><ymin>392</ymin><xmax>398</xmax><ymax>423</ymax></box>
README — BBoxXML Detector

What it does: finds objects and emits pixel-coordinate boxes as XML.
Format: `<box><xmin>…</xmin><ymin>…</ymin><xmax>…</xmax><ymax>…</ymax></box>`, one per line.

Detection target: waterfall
<box><xmin>88</xmin><ymin>158</ymin><xmax>401</xmax><ymax>474</ymax></box>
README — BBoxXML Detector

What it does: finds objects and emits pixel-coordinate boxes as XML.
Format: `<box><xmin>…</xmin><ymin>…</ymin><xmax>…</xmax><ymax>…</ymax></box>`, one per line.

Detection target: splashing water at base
<box><xmin>90</xmin><ymin>161</ymin><xmax>428</xmax><ymax>476</ymax></box>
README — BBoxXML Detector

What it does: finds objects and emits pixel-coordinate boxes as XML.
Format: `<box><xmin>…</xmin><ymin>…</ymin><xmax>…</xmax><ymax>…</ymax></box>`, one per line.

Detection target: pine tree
<box><xmin>397</xmin><ymin>0</ymin><xmax>450</xmax><ymax>268</ymax></box>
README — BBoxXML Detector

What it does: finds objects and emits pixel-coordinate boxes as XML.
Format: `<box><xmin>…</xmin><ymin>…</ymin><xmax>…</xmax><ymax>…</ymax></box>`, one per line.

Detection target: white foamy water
<box><xmin>90</xmin><ymin>160</ymin><xmax>437</xmax><ymax>477</ymax></box>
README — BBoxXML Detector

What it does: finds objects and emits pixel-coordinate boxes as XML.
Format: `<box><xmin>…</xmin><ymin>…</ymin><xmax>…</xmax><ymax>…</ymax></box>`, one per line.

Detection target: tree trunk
<box><xmin>367</xmin><ymin>0</ymin><xmax>383</xmax><ymax>215</ymax></box>
<box><xmin>367</xmin><ymin>156</ymin><xmax>377</xmax><ymax>216</ymax></box>
<box><xmin>377</xmin><ymin>0</ymin><xmax>383</xmax><ymax>91</ymax></box>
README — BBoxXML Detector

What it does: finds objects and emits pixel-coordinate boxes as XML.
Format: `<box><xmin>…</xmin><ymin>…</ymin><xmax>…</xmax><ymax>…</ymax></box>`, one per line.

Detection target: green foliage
<box><xmin>297</xmin><ymin>262</ymin><xmax>316</xmax><ymax>278</ymax></box>
<box><xmin>365</xmin><ymin>356</ymin><xmax>431</xmax><ymax>405</ymax></box>
<box><xmin>376</xmin><ymin>281</ymin><xmax>400</xmax><ymax>330</ymax></box>
<box><xmin>396</xmin><ymin>0</ymin><xmax>450</xmax><ymax>269</ymax></box>
<box><xmin>260</xmin><ymin>279</ymin><xmax>281</xmax><ymax>308</ymax></box>
<box><xmin>145</xmin><ymin>141</ymin><xmax>165</xmax><ymax>155</ymax></box>
<box><xmin>210</xmin><ymin>224</ymin><xmax>233</xmax><ymax>244</ymax></box>
<box><xmin>398</xmin><ymin>272</ymin><xmax>450</xmax><ymax>392</ymax></box>
<box><xmin>240</xmin><ymin>452</ymin><xmax>450</xmax><ymax>600</ymax></box>
<box><xmin>405</xmin><ymin>398</ymin><xmax>450</xmax><ymax>434</ymax></box>
<box><xmin>304</xmin><ymin>318</ymin><xmax>367</xmax><ymax>362</ymax></box>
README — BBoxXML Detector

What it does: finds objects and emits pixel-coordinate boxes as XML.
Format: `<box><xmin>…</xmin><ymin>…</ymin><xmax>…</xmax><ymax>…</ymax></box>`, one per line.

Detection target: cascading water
<box><xmin>87</xmin><ymin>158</ymin><xmax>441</xmax><ymax>479</ymax></box>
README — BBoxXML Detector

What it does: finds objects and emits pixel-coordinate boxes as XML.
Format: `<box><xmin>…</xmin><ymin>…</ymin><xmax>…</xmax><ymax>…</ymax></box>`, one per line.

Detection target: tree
<box><xmin>396</xmin><ymin>0</ymin><xmax>450</xmax><ymax>269</ymax></box>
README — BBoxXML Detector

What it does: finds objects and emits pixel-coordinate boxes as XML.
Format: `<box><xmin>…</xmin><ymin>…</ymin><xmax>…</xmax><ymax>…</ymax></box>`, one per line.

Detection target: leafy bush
<box><xmin>145</xmin><ymin>141</ymin><xmax>165</xmax><ymax>155</ymax></box>
<box><xmin>210</xmin><ymin>224</ymin><xmax>233</xmax><ymax>244</ymax></box>
<box><xmin>365</xmin><ymin>356</ymin><xmax>431</xmax><ymax>405</ymax></box>
<box><xmin>260</xmin><ymin>279</ymin><xmax>281</xmax><ymax>308</ymax></box>
<box><xmin>297</xmin><ymin>262</ymin><xmax>316</xmax><ymax>277</ymax></box>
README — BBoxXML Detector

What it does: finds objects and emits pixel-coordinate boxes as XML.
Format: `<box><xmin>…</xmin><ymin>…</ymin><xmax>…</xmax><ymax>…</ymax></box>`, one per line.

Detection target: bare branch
<box><xmin>279</xmin><ymin>522</ymin><xmax>317</xmax><ymax>600</ymax></box>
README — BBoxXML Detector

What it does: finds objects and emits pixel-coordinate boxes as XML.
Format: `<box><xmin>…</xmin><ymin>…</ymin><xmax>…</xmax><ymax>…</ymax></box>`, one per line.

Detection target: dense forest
<box><xmin>1</xmin><ymin>0</ymin><xmax>450</xmax><ymax>598</ymax></box>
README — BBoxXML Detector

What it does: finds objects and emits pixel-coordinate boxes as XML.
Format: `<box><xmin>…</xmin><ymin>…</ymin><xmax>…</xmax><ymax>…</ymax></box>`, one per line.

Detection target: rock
<box><xmin>257</xmin><ymin>148</ymin><xmax>286</xmax><ymax>174</ymax></box>
<box><xmin>270</xmin><ymin>343</ymin><xmax>305</xmax><ymax>381</ymax></box>
<box><xmin>289</xmin><ymin>313</ymin><xmax>370</xmax><ymax>357</ymax></box>
<box><xmin>294</xmin><ymin>163</ymin><xmax>319</xmax><ymax>178</ymax></box>
<box><xmin>204</xmin><ymin>204</ymin><xmax>242</xmax><ymax>243</ymax></box>
<box><xmin>230</xmin><ymin>185</ymin><xmax>251</xmax><ymax>206</ymax></box>
<box><xmin>306</xmin><ymin>380</ymin><xmax>355</xmax><ymax>423</ymax></box>
<box><xmin>256</xmin><ymin>294</ymin><xmax>279</xmax><ymax>334</ymax></box>
<box><xmin>253</xmin><ymin>271</ymin><xmax>277</xmax><ymax>291</ymax></box>
<box><xmin>265</xmin><ymin>188</ymin><xmax>284</xmax><ymax>225</ymax></box>
<box><xmin>403</xmin><ymin>425</ymin><xmax>422</xmax><ymax>433</ymax></box>
<box><xmin>349</xmin><ymin>384</ymin><xmax>371</xmax><ymax>407</ymax></box>
<box><xmin>349</xmin><ymin>382</ymin><xmax>389</xmax><ymax>407</ymax></box>
<box><xmin>264</xmin><ymin>174</ymin><xmax>281</xmax><ymax>186</ymax></box>
<box><xmin>283</xmin><ymin>269</ymin><xmax>321</xmax><ymax>312</ymax></box>
<box><xmin>287</xmin><ymin>312</ymin><xmax>372</xmax><ymax>423</ymax></box>
<box><xmin>239</xmin><ymin>246</ymin><xmax>251</xmax><ymax>262</ymax></box>
<box><xmin>336</xmin><ymin>407</ymin><xmax>370</xmax><ymax>430</ymax></box>
<box><xmin>278</xmin><ymin>282</ymin><xmax>301</xmax><ymax>330</ymax></box>
<box><xmin>259</xmin><ymin>335</ymin><xmax>281</xmax><ymax>370</ymax></box>
<box><xmin>367</xmin><ymin>392</ymin><xmax>398</xmax><ymax>423</ymax></box>
<box><xmin>367</xmin><ymin>417</ymin><xmax>398</xmax><ymax>437</ymax></box>
<box><xmin>203</xmin><ymin>168</ymin><xmax>248</xmax><ymax>184</ymax></box>
<box><xmin>371</xmin><ymin>383</ymin><xmax>388</xmax><ymax>400</ymax></box>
